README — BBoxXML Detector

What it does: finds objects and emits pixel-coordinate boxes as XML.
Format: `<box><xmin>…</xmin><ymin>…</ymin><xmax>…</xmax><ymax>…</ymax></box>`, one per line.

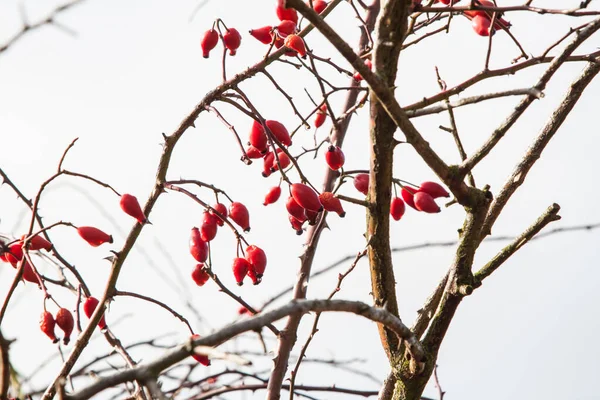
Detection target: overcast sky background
<box><xmin>1</xmin><ymin>0</ymin><xmax>599</xmax><ymax>399</ymax></box>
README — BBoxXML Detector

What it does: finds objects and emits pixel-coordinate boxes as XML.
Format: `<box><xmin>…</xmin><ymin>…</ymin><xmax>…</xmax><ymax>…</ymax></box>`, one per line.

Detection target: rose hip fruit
<box><xmin>262</xmin><ymin>151</ymin><xmax>275</xmax><ymax>177</ymax></box>
<box><xmin>325</xmin><ymin>145</ymin><xmax>345</xmax><ymax>171</ymax></box>
<box><xmin>265</xmin><ymin>120</ymin><xmax>292</xmax><ymax>147</ymax></box>
<box><xmin>318</xmin><ymin>192</ymin><xmax>346</xmax><ymax>217</ymax></box>
<box><xmin>353</xmin><ymin>174</ymin><xmax>369</xmax><ymax>195</ymax></box>
<box><xmin>276</xmin><ymin>20</ymin><xmax>297</xmax><ymax>37</ymax></box>
<box><xmin>390</xmin><ymin>197</ymin><xmax>406</xmax><ymax>221</ymax></box>
<box><xmin>232</xmin><ymin>257</ymin><xmax>251</xmax><ymax>285</ymax></box>
<box><xmin>276</xmin><ymin>2</ymin><xmax>298</xmax><ymax>24</ymax></box>
<box><xmin>472</xmin><ymin>15</ymin><xmax>493</xmax><ymax>36</ymax></box>
<box><xmin>246</xmin><ymin>245</ymin><xmax>267</xmax><ymax>278</ymax></box>
<box><xmin>286</xmin><ymin>196</ymin><xmax>307</xmax><ymax>222</ymax></box>
<box><xmin>83</xmin><ymin>297</ymin><xmax>107</xmax><ymax>330</ymax></box>
<box><xmin>229</xmin><ymin>202</ymin><xmax>250</xmax><ymax>232</ymax></box>
<box><xmin>314</xmin><ymin>104</ymin><xmax>327</xmax><ymax>128</ymax></box>
<box><xmin>264</xmin><ymin>186</ymin><xmax>282</xmax><ymax>206</ymax></box>
<box><xmin>414</xmin><ymin>192</ymin><xmax>441</xmax><ymax>213</ymax></box>
<box><xmin>20</xmin><ymin>234</ymin><xmax>52</xmax><ymax>251</ymax></box>
<box><xmin>40</xmin><ymin>311</ymin><xmax>59</xmax><ymax>343</ymax></box>
<box><xmin>211</xmin><ymin>203</ymin><xmax>228</xmax><ymax>227</ymax></box>
<box><xmin>120</xmin><ymin>194</ymin><xmax>147</xmax><ymax>224</ymax></box>
<box><xmin>289</xmin><ymin>215</ymin><xmax>304</xmax><ymax>235</ymax></box>
<box><xmin>55</xmin><ymin>308</ymin><xmax>74</xmax><ymax>345</ymax></box>
<box><xmin>401</xmin><ymin>186</ymin><xmax>418</xmax><ymax>210</ymax></box>
<box><xmin>419</xmin><ymin>181</ymin><xmax>450</xmax><ymax>199</ymax></box>
<box><xmin>192</xmin><ymin>263</ymin><xmax>210</xmax><ymax>286</ymax></box>
<box><xmin>249</xmin><ymin>26</ymin><xmax>273</xmax><ymax>44</ymax></box>
<box><xmin>246</xmin><ymin>145</ymin><xmax>264</xmax><ymax>159</ymax></box>
<box><xmin>77</xmin><ymin>226</ymin><xmax>113</xmax><ymax>247</ymax></box>
<box><xmin>201</xmin><ymin>29</ymin><xmax>219</xmax><ymax>58</ymax></box>
<box><xmin>313</xmin><ymin>0</ymin><xmax>328</xmax><ymax>13</ymax></box>
<box><xmin>249</xmin><ymin>120</ymin><xmax>268</xmax><ymax>152</ymax></box>
<box><xmin>291</xmin><ymin>183</ymin><xmax>323</xmax><ymax>212</ymax></box>
<box><xmin>284</xmin><ymin>34</ymin><xmax>306</xmax><ymax>57</ymax></box>
<box><xmin>200</xmin><ymin>212</ymin><xmax>218</xmax><ymax>242</ymax></box>
<box><xmin>191</xmin><ymin>334</ymin><xmax>211</xmax><ymax>366</ymax></box>
<box><xmin>189</xmin><ymin>227</ymin><xmax>208</xmax><ymax>263</ymax></box>
<box><xmin>272</xmin><ymin>149</ymin><xmax>291</xmax><ymax>171</ymax></box>
<box><xmin>223</xmin><ymin>28</ymin><xmax>242</xmax><ymax>55</ymax></box>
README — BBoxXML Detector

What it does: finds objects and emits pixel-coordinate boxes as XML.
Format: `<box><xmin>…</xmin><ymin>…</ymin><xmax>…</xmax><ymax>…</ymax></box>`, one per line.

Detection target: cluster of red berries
<box><xmin>201</xmin><ymin>23</ymin><xmax>241</xmax><ymax>58</ymax></box>
<box><xmin>0</xmin><ymin>233</ymin><xmax>53</xmax><ymax>284</ymax></box>
<box><xmin>40</xmin><ymin>308</ymin><xmax>74</xmax><ymax>345</ymax></box>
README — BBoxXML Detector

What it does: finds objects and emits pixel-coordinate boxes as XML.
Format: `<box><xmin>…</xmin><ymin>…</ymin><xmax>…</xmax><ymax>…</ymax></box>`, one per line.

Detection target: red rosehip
<box><xmin>20</xmin><ymin>234</ymin><xmax>52</xmax><ymax>251</ymax></box>
<box><xmin>223</xmin><ymin>28</ymin><xmax>242</xmax><ymax>55</ymax></box>
<box><xmin>353</xmin><ymin>59</ymin><xmax>372</xmax><ymax>81</ymax></box>
<box><xmin>264</xmin><ymin>186</ymin><xmax>282</xmax><ymax>206</ymax></box>
<box><xmin>312</xmin><ymin>0</ymin><xmax>328</xmax><ymax>13</ymax></box>
<box><xmin>276</xmin><ymin>20</ymin><xmax>297</xmax><ymax>37</ymax></box>
<box><xmin>21</xmin><ymin>259</ymin><xmax>41</xmax><ymax>285</ymax></box>
<box><xmin>314</xmin><ymin>104</ymin><xmax>327</xmax><ymax>128</ymax></box>
<box><xmin>262</xmin><ymin>151</ymin><xmax>275</xmax><ymax>177</ymax></box>
<box><xmin>40</xmin><ymin>311</ymin><xmax>59</xmax><ymax>343</ymax></box>
<box><xmin>5</xmin><ymin>243</ymin><xmax>23</xmax><ymax>265</ymax></box>
<box><xmin>318</xmin><ymin>192</ymin><xmax>346</xmax><ymax>217</ymax></box>
<box><xmin>229</xmin><ymin>202</ymin><xmax>250</xmax><ymax>232</ymax></box>
<box><xmin>192</xmin><ymin>263</ymin><xmax>210</xmax><ymax>286</ymax></box>
<box><xmin>401</xmin><ymin>186</ymin><xmax>418</xmax><ymax>210</ymax></box>
<box><xmin>249</xmin><ymin>26</ymin><xmax>274</xmax><ymax>44</ymax></box>
<box><xmin>238</xmin><ymin>306</ymin><xmax>250</xmax><ymax>315</ymax></box>
<box><xmin>291</xmin><ymin>183</ymin><xmax>323</xmax><ymax>212</ymax></box>
<box><xmin>190</xmin><ymin>227</ymin><xmax>208</xmax><ymax>263</ymax></box>
<box><xmin>272</xmin><ymin>149</ymin><xmax>291</xmax><ymax>171</ymax></box>
<box><xmin>232</xmin><ymin>257</ymin><xmax>251</xmax><ymax>285</ymax></box>
<box><xmin>77</xmin><ymin>226</ymin><xmax>113</xmax><ymax>247</ymax></box>
<box><xmin>390</xmin><ymin>197</ymin><xmax>406</xmax><ymax>221</ymax></box>
<box><xmin>325</xmin><ymin>145</ymin><xmax>345</xmax><ymax>171</ymax></box>
<box><xmin>265</xmin><ymin>120</ymin><xmax>292</xmax><ymax>147</ymax></box>
<box><xmin>419</xmin><ymin>181</ymin><xmax>450</xmax><ymax>199</ymax></box>
<box><xmin>201</xmin><ymin>29</ymin><xmax>219</xmax><ymax>58</ymax></box>
<box><xmin>289</xmin><ymin>215</ymin><xmax>304</xmax><ymax>235</ymax></box>
<box><xmin>247</xmin><ymin>266</ymin><xmax>260</xmax><ymax>285</ymax></box>
<box><xmin>83</xmin><ymin>297</ymin><xmax>107</xmax><ymax>330</ymax></box>
<box><xmin>276</xmin><ymin>1</ymin><xmax>298</xmax><ymax>24</ymax></box>
<box><xmin>191</xmin><ymin>334</ymin><xmax>211</xmax><ymax>366</ymax></box>
<box><xmin>120</xmin><ymin>194</ymin><xmax>147</xmax><ymax>224</ymax></box>
<box><xmin>305</xmin><ymin>209</ymin><xmax>320</xmax><ymax>225</ymax></box>
<box><xmin>353</xmin><ymin>174</ymin><xmax>369</xmax><ymax>195</ymax></box>
<box><xmin>246</xmin><ymin>145</ymin><xmax>264</xmax><ymax>159</ymax></box>
<box><xmin>414</xmin><ymin>192</ymin><xmax>441</xmax><ymax>213</ymax></box>
<box><xmin>249</xmin><ymin>120</ymin><xmax>268</xmax><ymax>152</ymax></box>
<box><xmin>246</xmin><ymin>245</ymin><xmax>267</xmax><ymax>277</ymax></box>
<box><xmin>211</xmin><ymin>203</ymin><xmax>228</xmax><ymax>227</ymax></box>
<box><xmin>286</xmin><ymin>196</ymin><xmax>307</xmax><ymax>222</ymax></box>
<box><xmin>472</xmin><ymin>15</ymin><xmax>493</xmax><ymax>36</ymax></box>
<box><xmin>284</xmin><ymin>34</ymin><xmax>306</xmax><ymax>57</ymax></box>
<box><xmin>55</xmin><ymin>308</ymin><xmax>74</xmax><ymax>345</ymax></box>
<box><xmin>200</xmin><ymin>212</ymin><xmax>218</xmax><ymax>242</ymax></box>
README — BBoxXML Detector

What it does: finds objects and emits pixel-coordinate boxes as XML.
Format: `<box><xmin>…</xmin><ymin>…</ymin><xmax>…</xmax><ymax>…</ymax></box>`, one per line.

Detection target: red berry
<box><xmin>390</xmin><ymin>197</ymin><xmax>406</xmax><ymax>221</ymax></box>
<box><xmin>249</xmin><ymin>26</ymin><xmax>274</xmax><ymax>44</ymax></box>
<box><xmin>401</xmin><ymin>187</ymin><xmax>418</xmax><ymax>210</ymax></box>
<box><xmin>276</xmin><ymin>2</ymin><xmax>298</xmax><ymax>24</ymax></box>
<box><xmin>200</xmin><ymin>212</ymin><xmax>218</xmax><ymax>242</ymax></box>
<box><xmin>55</xmin><ymin>308</ymin><xmax>74</xmax><ymax>345</ymax></box>
<box><xmin>262</xmin><ymin>151</ymin><xmax>275</xmax><ymax>177</ymax></box>
<box><xmin>232</xmin><ymin>257</ymin><xmax>251</xmax><ymax>285</ymax></box>
<box><xmin>192</xmin><ymin>263</ymin><xmax>210</xmax><ymax>286</ymax></box>
<box><xmin>472</xmin><ymin>15</ymin><xmax>493</xmax><ymax>36</ymax></box>
<box><xmin>83</xmin><ymin>297</ymin><xmax>107</xmax><ymax>330</ymax></box>
<box><xmin>414</xmin><ymin>192</ymin><xmax>441</xmax><ymax>213</ymax></box>
<box><xmin>272</xmin><ymin>149</ymin><xmax>291</xmax><ymax>171</ymax></box>
<box><xmin>191</xmin><ymin>334</ymin><xmax>211</xmax><ymax>366</ymax></box>
<box><xmin>291</xmin><ymin>183</ymin><xmax>323</xmax><ymax>212</ymax></box>
<box><xmin>77</xmin><ymin>226</ymin><xmax>113</xmax><ymax>247</ymax></box>
<box><xmin>40</xmin><ymin>311</ymin><xmax>59</xmax><ymax>343</ymax></box>
<box><xmin>223</xmin><ymin>28</ymin><xmax>242</xmax><ymax>55</ymax></box>
<box><xmin>22</xmin><ymin>259</ymin><xmax>40</xmax><ymax>285</ymax></box>
<box><xmin>353</xmin><ymin>174</ymin><xmax>369</xmax><ymax>195</ymax></box>
<box><xmin>305</xmin><ymin>209</ymin><xmax>320</xmax><ymax>225</ymax></box>
<box><xmin>5</xmin><ymin>243</ymin><xmax>23</xmax><ymax>265</ymax></box>
<box><xmin>318</xmin><ymin>192</ymin><xmax>346</xmax><ymax>217</ymax></box>
<box><xmin>229</xmin><ymin>202</ymin><xmax>250</xmax><ymax>232</ymax></box>
<box><xmin>120</xmin><ymin>194</ymin><xmax>147</xmax><ymax>224</ymax></box>
<box><xmin>284</xmin><ymin>34</ymin><xmax>306</xmax><ymax>57</ymax></box>
<box><xmin>211</xmin><ymin>203</ymin><xmax>228</xmax><ymax>227</ymax></box>
<box><xmin>238</xmin><ymin>306</ymin><xmax>250</xmax><ymax>315</ymax></box>
<box><xmin>190</xmin><ymin>227</ymin><xmax>208</xmax><ymax>263</ymax></box>
<box><xmin>265</xmin><ymin>120</ymin><xmax>292</xmax><ymax>147</ymax></box>
<box><xmin>249</xmin><ymin>120</ymin><xmax>268</xmax><ymax>152</ymax></box>
<box><xmin>312</xmin><ymin>0</ymin><xmax>328</xmax><ymax>13</ymax></box>
<box><xmin>353</xmin><ymin>59</ymin><xmax>372</xmax><ymax>81</ymax></box>
<box><xmin>20</xmin><ymin>234</ymin><xmax>52</xmax><ymax>251</ymax></box>
<box><xmin>246</xmin><ymin>245</ymin><xmax>267</xmax><ymax>277</ymax></box>
<box><xmin>246</xmin><ymin>145</ymin><xmax>264</xmax><ymax>159</ymax></box>
<box><xmin>264</xmin><ymin>186</ymin><xmax>282</xmax><ymax>206</ymax></box>
<box><xmin>201</xmin><ymin>29</ymin><xmax>219</xmax><ymax>58</ymax></box>
<box><xmin>286</xmin><ymin>196</ymin><xmax>307</xmax><ymax>222</ymax></box>
<box><xmin>419</xmin><ymin>181</ymin><xmax>450</xmax><ymax>199</ymax></box>
<box><xmin>325</xmin><ymin>145</ymin><xmax>345</xmax><ymax>170</ymax></box>
<box><xmin>276</xmin><ymin>20</ymin><xmax>297</xmax><ymax>37</ymax></box>
<box><xmin>314</xmin><ymin>104</ymin><xmax>327</xmax><ymax>128</ymax></box>
<box><xmin>289</xmin><ymin>215</ymin><xmax>305</xmax><ymax>235</ymax></box>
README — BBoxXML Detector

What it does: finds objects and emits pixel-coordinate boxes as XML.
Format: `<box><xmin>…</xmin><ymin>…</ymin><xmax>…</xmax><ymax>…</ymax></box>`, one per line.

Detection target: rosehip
<box><xmin>353</xmin><ymin>174</ymin><xmax>369</xmax><ymax>195</ymax></box>
<box><xmin>20</xmin><ymin>234</ymin><xmax>52</xmax><ymax>251</ymax></box>
<box><xmin>291</xmin><ymin>183</ymin><xmax>323</xmax><ymax>212</ymax></box>
<box><xmin>249</xmin><ymin>26</ymin><xmax>274</xmax><ymax>44</ymax></box>
<box><xmin>229</xmin><ymin>202</ymin><xmax>250</xmax><ymax>232</ymax></box>
<box><xmin>312</xmin><ymin>0</ymin><xmax>328</xmax><ymax>13</ymax></box>
<box><xmin>314</xmin><ymin>104</ymin><xmax>327</xmax><ymax>128</ymax></box>
<box><xmin>276</xmin><ymin>20</ymin><xmax>297</xmax><ymax>37</ymax></box>
<box><xmin>5</xmin><ymin>243</ymin><xmax>23</xmax><ymax>265</ymax></box>
<box><xmin>264</xmin><ymin>186</ymin><xmax>282</xmax><ymax>206</ymax></box>
<box><xmin>77</xmin><ymin>226</ymin><xmax>113</xmax><ymax>247</ymax></box>
<box><xmin>276</xmin><ymin>1</ymin><xmax>298</xmax><ymax>24</ymax></box>
<box><xmin>318</xmin><ymin>192</ymin><xmax>346</xmax><ymax>217</ymax></box>
<box><xmin>238</xmin><ymin>306</ymin><xmax>250</xmax><ymax>315</ymax></box>
<box><xmin>120</xmin><ymin>194</ymin><xmax>147</xmax><ymax>224</ymax></box>
<box><xmin>83</xmin><ymin>297</ymin><xmax>107</xmax><ymax>330</ymax></box>
<box><xmin>414</xmin><ymin>192</ymin><xmax>441</xmax><ymax>213</ymax></box>
<box><xmin>325</xmin><ymin>145</ymin><xmax>345</xmax><ymax>170</ymax></box>
<box><xmin>246</xmin><ymin>245</ymin><xmax>267</xmax><ymax>277</ymax></box>
<box><xmin>200</xmin><ymin>212</ymin><xmax>218</xmax><ymax>242</ymax></box>
<box><xmin>249</xmin><ymin>120</ymin><xmax>268</xmax><ymax>152</ymax></box>
<box><xmin>305</xmin><ymin>209</ymin><xmax>320</xmax><ymax>225</ymax></box>
<box><xmin>472</xmin><ymin>15</ymin><xmax>493</xmax><ymax>36</ymax></box>
<box><xmin>246</xmin><ymin>145</ymin><xmax>264</xmax><ymax>159</ymax></box>
<box><xmin>190</xmin><ymin>227</ymin><xmax>208</xmax><ymax>263</ymax></box>
<box><xmin>40</xmin><ymin>311</ymin><xmax>59</xmax><ymax>343</ymax></box>
<box><xmin>191</xmin><ymin>334</ymin><xmax>210</xmax><ymax>366</ymax></box>
<box><xmin>262</xmin><ymin>151</ymin><xmax>275</xmax><ymax>177</ymax></box>
<box><xmin>284</xmin><ymin>34</ymin><xmax>306</xmax><ymax>57</ymax></box>
<box><xmin>390</xmin><ymin>197</ymin><xmax>406</xmax><ymax>221</ymax></box>
<box><xmin>272</xmin><ymin>149</ymin><xmax>291</xmax><ymax>171</ymax></box>
<box><xmin>55</xmin><ymin>308</ymin><xmax>74</xmax><ymax>345</ymax></box>
<box><xmin>21</xmin><ymin>259</ymin><xmax>40</xmax><ymax>285</ymax></box>
<box><xmin>223</xmin><ymin>28</ymin><xmax>242</xmax><ymax>55</ymax></box>
<box><xmin>265</xmin><ymin>120</ymin><xmax>292</xmax><ymax>147</ymax></box>
<box><xmin>286</xmin><ymin>196</ymin><xmax>307</xmax><ymax>222</ymax></box>
<box><xmin>201</xmin><ymin>29</ymin><xmax>219</xmax><ymax>58</ymax></box>
<box><xmin>289</xmin><ymin>215</ymin><xmax>304</xmax><ymax>235</ymax></box>
<box><xmin>232</xmin><ymin>257</ymin><xmax>251</xmax><ymax>285</ymax></box>
<box><xmin>353</xmin><ymin>59</ymin><xmax>372</xmax><ymax>81</ymax></box>
<box><xmin>401</xmin><ymin>186</ymin><xmax>418</xmax><ymax>210</ymax></box>
<box><xmin>192</xmin><ymin>263</ymin><xmax>210</xmax><ymax>286</ymax></box>
<box><xmin>419</xmin><ymin>181</ymin><xmax>450</xmax><ymax>199</ymax></box>
<box><xmin>211</xmin><ymin>203</ymin><xmax>228</xmax><ymax>227</ymax></box>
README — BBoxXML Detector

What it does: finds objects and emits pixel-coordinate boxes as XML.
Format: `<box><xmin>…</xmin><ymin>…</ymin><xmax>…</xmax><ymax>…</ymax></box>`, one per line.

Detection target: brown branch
<box><xmin>419</xmin><ymin>4</ymin><xmax>600</xmax><ymax>16</ymax></box>
<box><xmin>0</xmin><ymin>330</ymin><xmax>10</xmax><ymax>400</ymax></box>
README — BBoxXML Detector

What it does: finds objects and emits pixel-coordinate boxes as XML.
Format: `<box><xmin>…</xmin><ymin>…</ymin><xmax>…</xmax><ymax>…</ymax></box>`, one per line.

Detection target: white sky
<box><xmin>1</xmin><ymin>0</ymin><xmax>599</xmax><ymax>399</ymax></box>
